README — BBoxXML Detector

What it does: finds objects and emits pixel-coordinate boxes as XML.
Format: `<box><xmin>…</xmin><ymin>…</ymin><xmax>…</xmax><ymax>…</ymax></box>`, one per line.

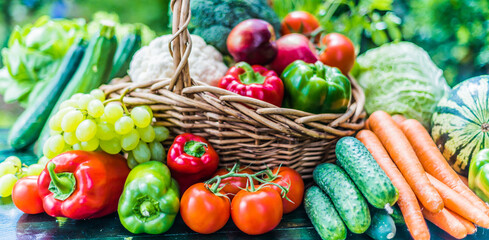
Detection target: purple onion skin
<box><xmin>227</xmin><ymin>19</ymin><xmax>278</xmax><ymax>65</ymax></box>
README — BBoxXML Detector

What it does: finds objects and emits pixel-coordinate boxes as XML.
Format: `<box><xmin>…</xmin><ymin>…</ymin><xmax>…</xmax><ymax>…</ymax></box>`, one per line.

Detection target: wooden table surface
<box><xmin>1</xmin><ymin>129</ymin><xmax>489</xmax><ymax>239</ymax></box>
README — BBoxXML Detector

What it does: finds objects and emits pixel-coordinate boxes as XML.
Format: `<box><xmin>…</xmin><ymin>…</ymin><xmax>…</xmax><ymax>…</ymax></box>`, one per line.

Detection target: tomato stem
<box><xmin>204</xmin><ymin>163</ymin><xmax>290</xmax><ymax>197</ymax></box>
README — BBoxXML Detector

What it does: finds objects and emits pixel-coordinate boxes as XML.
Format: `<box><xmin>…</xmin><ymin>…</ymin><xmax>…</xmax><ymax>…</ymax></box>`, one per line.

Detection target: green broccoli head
<box><xmin>188</xmin><ymin>0</ymin><xmax>281</xmax><ymax>54</ymax></box>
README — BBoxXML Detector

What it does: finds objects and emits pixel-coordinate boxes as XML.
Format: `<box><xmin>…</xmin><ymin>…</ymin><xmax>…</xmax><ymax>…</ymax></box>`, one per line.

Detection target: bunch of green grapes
<box><xmin>44</xmin><ymin>89</ymin><xmax>170</xmax><ymax>168</ymax></box>
<box><xmin>0</xmin><ymin>156</ymin><xmax>47</xmax><ymax>197</ymax></box>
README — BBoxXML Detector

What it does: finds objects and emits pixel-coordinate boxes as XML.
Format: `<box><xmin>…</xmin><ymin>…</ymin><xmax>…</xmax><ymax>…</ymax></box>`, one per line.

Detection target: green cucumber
<box><xmin>8</xmin><ymin>40</ymin><xmax>86</xmax><ymax>150</ymax></box>
<box><xmin>110</xmin><ymin>28</ymin><xmax>141</xmax><ymax>79</ymax></box>
<box><xmin>390</xmin><ymin>204</ymin><xmax>405</xmax><ymax>225</ymax></box>
<box><xmin>35</xmin><ymin>24</ymin><xmax>118</xmax><ymax>157</ymax></box>
<box><xmin>336</xmin><ymin>137</ymin><xmax>399</xmax><ymax>211</ymax></box>
<box><xmin>304</xmin><ymin>186</ymin><xmax>347</xmax><ymax>240</ymax></box>
<box><xmin>313</xmin><ymin>163</ymin><xmax>371</xmax><ymax>234</ymax></box>
<box><xmin>365</xmin><ymin>208</ymin><xmax>397</xmax><ymax>240</ymax></box>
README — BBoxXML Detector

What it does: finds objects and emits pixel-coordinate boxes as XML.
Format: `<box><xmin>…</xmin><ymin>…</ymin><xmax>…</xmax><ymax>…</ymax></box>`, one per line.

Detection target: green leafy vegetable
<box><xmin>355</xmin><ymin>42</ymin><xmax>450</xmax><ymax>127</ymax></box>
<box><xmin>0</xmin><ymin>16</ymin><xmax>86</xmax><ymax>106</ymax></box>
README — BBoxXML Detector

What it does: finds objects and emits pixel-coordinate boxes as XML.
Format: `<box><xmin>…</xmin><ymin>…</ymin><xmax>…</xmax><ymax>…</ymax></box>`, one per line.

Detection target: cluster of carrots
<box><xmin>357</xmin><ymin>110</ymin><xmax>489</xmax><ymax>240</ymax></box>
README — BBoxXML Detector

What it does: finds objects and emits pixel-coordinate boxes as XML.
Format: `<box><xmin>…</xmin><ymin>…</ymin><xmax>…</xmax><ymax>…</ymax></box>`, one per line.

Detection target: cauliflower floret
<box><xmin>128</xmin><ymin>34</ymin><xmax>228</xmax><ymax>86</ymax></box>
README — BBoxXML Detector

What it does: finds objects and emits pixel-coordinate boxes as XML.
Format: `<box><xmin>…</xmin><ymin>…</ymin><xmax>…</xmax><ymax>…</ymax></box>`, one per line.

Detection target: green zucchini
<box><xmin>110</xmin><ymin>27</ymin><xmax>141</xmax><ymax>79</ymax></box>
<box><xmin>313</xmin><ymin>163</ymin><xmax>371</xmax><ymax>234</ymax></box>
<box><xmin>35</xmin><ymin>24</ymin><xmax>118</xmax><ymax>157</ymax></box>
<box><xmin>390</xmin><ymin>204</ymin><xmax>405</xmax><ymax>225</ymax></box>
<box><xmin>304</xmin><ymin>186</ymin><xmax>347</xmax><ymax>240</ymax></box>
<box><xmin>8</xmin><ymin>40</ymin><xmax>86</xmax><ymax>150</ymax></box>
<box><xmin>336</xmin><ymin>137</ymin><xmax>399</xmax><ymax>211</ymax></box>
<box><xmin>365</xmin><ymin>208</ymin><xmax>397</xmax><ymax>240</ymax></box>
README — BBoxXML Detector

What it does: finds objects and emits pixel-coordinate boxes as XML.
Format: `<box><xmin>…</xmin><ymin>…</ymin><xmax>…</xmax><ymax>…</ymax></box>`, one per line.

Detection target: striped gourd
<box><xmin>431</xmin><ymin>75</ymin><xmax>489</xmax><ymax>176</ymax></box>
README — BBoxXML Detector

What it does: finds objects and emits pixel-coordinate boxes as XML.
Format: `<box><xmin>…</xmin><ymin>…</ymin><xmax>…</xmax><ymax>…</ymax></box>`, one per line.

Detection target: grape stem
<box><xmin>103</xmin><ymin>87</ymin><xmax>131</xmax><ymax>115</ymax></box>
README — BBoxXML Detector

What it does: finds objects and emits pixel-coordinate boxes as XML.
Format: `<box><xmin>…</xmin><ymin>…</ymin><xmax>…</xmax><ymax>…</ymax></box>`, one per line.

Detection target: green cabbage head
<box><xmin>355</xmin><ymin>42</ymin><xmax>450</xmax><ymax>127</ymax></box>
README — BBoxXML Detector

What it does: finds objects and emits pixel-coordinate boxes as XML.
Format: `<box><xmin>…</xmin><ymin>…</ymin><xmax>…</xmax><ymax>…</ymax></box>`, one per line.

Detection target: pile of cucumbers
<box><xmin>8</xmin><ymin>24</ymin><xmax>142</xmax><ymax>155</ymax></box>
<box><xmin>305</xmin><ymin>137</ymin><xmax>402</xmax><ymax>240</ymax></box>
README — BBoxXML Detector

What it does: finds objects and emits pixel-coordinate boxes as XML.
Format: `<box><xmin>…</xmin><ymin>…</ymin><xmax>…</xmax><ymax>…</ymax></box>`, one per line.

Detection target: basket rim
<box><xmin>101</xmin><ymin>74</ymin><xmax>366</xmax><ymax>140</ymax></box>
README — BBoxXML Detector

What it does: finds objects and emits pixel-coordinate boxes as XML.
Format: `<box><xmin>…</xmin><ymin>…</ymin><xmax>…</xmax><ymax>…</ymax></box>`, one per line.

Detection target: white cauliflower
<box><xmin>128</xmin><ymin>34</ymin><xmax>228</xmax><ymax>86</ymax></box>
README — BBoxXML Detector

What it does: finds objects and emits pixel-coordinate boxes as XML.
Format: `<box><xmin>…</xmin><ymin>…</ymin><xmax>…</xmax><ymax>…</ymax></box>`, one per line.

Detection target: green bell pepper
<box><xmin>469</xmin><ymin>149</ymin><xmax>489</xmax><ymax>203</ymax></box>
<box><xmin>118</xmin><ymin>161</ymin><xmax>180</xmax><ymax>234</ymax></box>
<box><xmin>281</xmin><ymin>60</ymin><xmax>351</xmax><ymax>114</ymax></box>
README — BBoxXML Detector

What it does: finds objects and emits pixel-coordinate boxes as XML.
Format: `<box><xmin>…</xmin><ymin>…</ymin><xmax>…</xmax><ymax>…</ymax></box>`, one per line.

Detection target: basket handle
<box><xmin>153</xmin><ymin>0</ymin><xmax>192</xmax><ymax>94</ymax></box>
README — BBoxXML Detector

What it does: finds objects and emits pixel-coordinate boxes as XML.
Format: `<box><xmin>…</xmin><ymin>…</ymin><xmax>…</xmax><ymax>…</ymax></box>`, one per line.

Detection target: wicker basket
<box><xmin>100</xmin><ymin>0</ymin><xmax>366</xmax><ymax>179</ymax></box>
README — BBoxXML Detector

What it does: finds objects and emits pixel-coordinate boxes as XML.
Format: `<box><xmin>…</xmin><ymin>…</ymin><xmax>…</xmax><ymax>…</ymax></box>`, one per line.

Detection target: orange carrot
<box><xmin>368</xmin><ymin>111</ymin><xmax>444</xmax><ymax>213</ymax></box>
<box><xmin>459</xmin><ymin>175</ymin><xmax>469</xmax><ymax>188</ymax></box>
<box><xmin>422</xmin><ymin>207</ymin><xmax>467</xmax><ymax>239</ymax></box>
<box><xmin>400</xmin><ymin>118</ymin><xmax>489</xmax><ymax>216</ymax></box>
<box><xmin>449</xmin><ymin>209</ymin><xmax>477</xmax><ymax>235</ymax></box>
<box><xmin>426</xmin><ymin>173</ymin><xmax>489</xmax><ymax>228</ymax></box>
<box><xmin>365</xmin><ymin>118</ymin><xmax>370</xmax><ymax>130</ymax></box>
<box><xmin>391</xmin><ymin>114</ymin><xmax>406</xmax><ymax>126</ymax></box>
<box><xmin>356</xmin><ymin>130</ymin><xmax>430</xmax><ymax>240</ymax></box>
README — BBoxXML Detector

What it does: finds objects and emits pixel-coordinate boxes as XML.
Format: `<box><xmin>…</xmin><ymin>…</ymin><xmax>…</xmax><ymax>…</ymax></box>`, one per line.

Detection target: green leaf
<box><xmin>1</xmin><ymin>15</ymin><xmax>86</xmax><ymax>106</ymax></box>
<box><xmin>371</xmin><ymin>29</ymin><xmax>389</xmax><ymax>45</ymax></box>
<box><xmin>369</xmin><ymin>0</ymin><xmax>393</xmax><ymax>11</ymax></box>
<box><xmin>0</xmin><ymin>68</ymin><xmax>13</xmax><ymax>95</ymax></box>
<box><xmin>3</xmin><ymin>81</ymin><xmax>34</xmax><ymax>103</ymax></box>
<box><xmin>476</xmin><ymin>46</ymin><xmax>489</xmax><ymax>67</ymax></box>
<box><xmin>384</xmin><ymin>13</ymin><xmax>402</xmax><ymax>42</ymax></box>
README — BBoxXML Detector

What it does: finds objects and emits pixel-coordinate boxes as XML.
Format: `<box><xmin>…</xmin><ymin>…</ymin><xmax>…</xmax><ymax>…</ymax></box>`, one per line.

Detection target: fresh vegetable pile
<box><xmin>3</xmin><ymin>1</ymin><xmax>489</xmax><ymax>240</ymax></box>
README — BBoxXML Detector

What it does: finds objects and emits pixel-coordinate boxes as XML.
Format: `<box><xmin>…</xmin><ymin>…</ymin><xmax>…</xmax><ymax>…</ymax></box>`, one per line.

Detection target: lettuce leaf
<box><xmin>0</xmin><ymin>16</ymin><xmax>86</xmax><ymax>106</ymax></box>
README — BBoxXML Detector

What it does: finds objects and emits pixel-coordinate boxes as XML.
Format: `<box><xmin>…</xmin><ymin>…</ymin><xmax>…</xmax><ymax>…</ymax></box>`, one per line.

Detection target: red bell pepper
<box><xmin>167</xmin><ymin>133</ymin><xmax>219</xmax><ymax>193</ymax></box>
<box><xmin>37</xmin><ymin>150</ymin><xmax>130</xmax><ymax>219</ymax></box>
<box><xmin>218</xmin><ymin>62</ymin><xmax>284</xmax><ymax>107</ymax></box>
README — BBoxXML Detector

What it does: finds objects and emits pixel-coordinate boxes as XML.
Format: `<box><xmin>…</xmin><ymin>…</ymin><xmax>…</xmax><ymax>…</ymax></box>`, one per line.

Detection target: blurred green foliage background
<box><xmin>0</xmin><ymin>0</ymin><xmax>171</xmax><ymax>52</ymax></box>
<box><xmin>0</xmin><ymin>0</ymin><xmax>488</xmax><ymax>127</ymax></box>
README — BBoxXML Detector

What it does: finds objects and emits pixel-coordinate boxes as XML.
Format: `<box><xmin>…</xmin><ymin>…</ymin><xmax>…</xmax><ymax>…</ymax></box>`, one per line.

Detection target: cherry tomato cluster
<box><xmin>179</xmin><ymin>165</ymin><xmax>304</xmax><ymax>235</ymax></box>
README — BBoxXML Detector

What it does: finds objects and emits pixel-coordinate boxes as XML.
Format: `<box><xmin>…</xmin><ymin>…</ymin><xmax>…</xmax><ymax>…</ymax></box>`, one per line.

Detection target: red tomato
<box><xmin>180</xmin><ymin>183</ymin><xmax>230</xmax><ymax>234</ymax></box>
<box><xmin>12</xmin><ymin>176</ymin><xmax>44</xmax><ymax>214</ymax></box>
<box><xmin>267</xmin><ymin>167</ymin><xmax>304</xmax><ymax>214</ymax></box>
<box><xmin>318</xmin><ymin>33</ymin><xmax>356</xmax><ymax>74</ymax></box>
<box><xmin>281</xmin><ymin>11</ymin><xmax>320</xmax><ymax>37</ymax></box>
<box><xmin>213</xmin><ymin>167</ymin><xmax>256</xmax><ymax>199</ymax></box>
<box><xmin>231</xmin><ymin>186</ymin><xmax>283</xmax><ymax>235</ymax></box>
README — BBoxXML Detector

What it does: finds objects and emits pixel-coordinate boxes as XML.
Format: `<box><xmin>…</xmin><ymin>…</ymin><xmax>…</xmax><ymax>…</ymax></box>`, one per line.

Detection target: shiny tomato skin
<box><xmin>268</xmin><ymin>167</ymin><xmax>304</xmax><ymax>214</ymax></box>
<box><xmin>318</xmin><ymin>33</ymin><xmax>356</xmax><ymax>74</ymax></box>
<box><xmin>281</xmin><ymin>11</ymin><xmax>320</xmax><ymax>36</ymax></box>
<box><xmin>180</xmin><ymin>183</ymin><xmax>230</xmax><ymax>234</ymax></box>
<box><xmin>231</xmin><ymin>186</ymin><xmax>283</xmax><ymax>235</ymax></box>
<box><xmin>12</xmin><ymin>176</ymin><xmax>44</xmax><ymax>214</ymax></box>
<box><xmin>213</xmin><ymin>167</ymin><xmax>256</xmax><ymax>199</ymax></box>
